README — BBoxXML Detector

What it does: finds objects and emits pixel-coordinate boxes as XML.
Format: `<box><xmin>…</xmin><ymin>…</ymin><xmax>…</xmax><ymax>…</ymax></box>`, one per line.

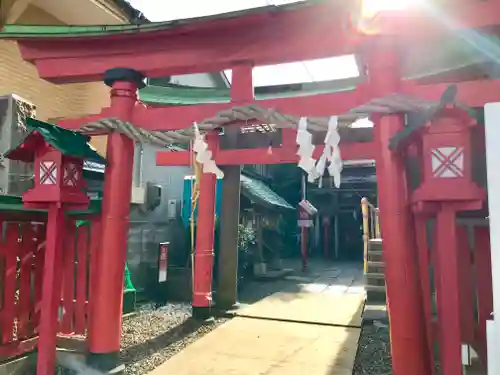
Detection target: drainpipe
<box><xmin>132</xmin><ymin>143</ymin><xmax>143</xmax><ymax>188</ymax></box>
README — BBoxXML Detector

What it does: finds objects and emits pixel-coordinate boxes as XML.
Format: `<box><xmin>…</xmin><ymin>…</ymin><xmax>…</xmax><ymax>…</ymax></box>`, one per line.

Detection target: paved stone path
<box><xmin>150</xmin><ymin>261</ymin><xmax>365</xmax><ymax>375</ymax></box>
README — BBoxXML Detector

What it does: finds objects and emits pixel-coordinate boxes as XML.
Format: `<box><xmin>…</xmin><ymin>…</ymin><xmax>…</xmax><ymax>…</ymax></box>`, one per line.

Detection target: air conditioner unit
<box><xmin>0</xmin><ymin>95</ymin><xmax>37</xmax><ymax>196</ymax></box>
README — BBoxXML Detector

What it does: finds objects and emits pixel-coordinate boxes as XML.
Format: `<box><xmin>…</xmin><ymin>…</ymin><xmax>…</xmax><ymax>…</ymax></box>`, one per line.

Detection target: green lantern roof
<box><xmin>4</xmin><ymin>118</ymin><xmax>106</xmax><ymax>164</ymax></box>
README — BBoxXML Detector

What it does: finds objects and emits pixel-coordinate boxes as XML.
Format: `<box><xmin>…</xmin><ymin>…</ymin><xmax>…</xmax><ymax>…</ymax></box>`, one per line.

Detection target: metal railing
<box><xmin>361</xmin><ymin>197</ymin><xmax>381</xmax><ymax>274</ymax></box>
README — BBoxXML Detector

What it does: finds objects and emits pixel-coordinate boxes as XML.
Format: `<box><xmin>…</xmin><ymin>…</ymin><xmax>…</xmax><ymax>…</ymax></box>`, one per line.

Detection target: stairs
<box><xmin>365</xmin><ymin>238</ymin><xmax>386</xmax><ymax>302</ymax></box>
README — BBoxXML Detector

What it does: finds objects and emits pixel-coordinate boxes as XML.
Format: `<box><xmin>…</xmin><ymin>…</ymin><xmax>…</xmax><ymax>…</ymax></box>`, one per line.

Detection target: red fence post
<box><xmin>61</xmin><ymin>221</ymin><xmax>76</xmax><ymax>334</ymax></box>
<box><xmin>18</xmin><ymin>223</ymin><xmax>37</xmax><ymax>340</ymax></box>
<box><xmin>1</xmin><ymin>224</ymin><xmax>20</xmax><ymax>345</ymax></box>
<box><xmin>457</xmin><ymin>225</ymin><xmax>475</xmax><ymax>347</ymax></box>
<box><xmin>87</xmin><ymin>217</ymin><xmax>102</xmax><ymax>347</ymax></box>
<box><xmin>474</xmin><ymin>226</ymin><xmax>493</xmax><ymax>363</ymax></box>
<box><xmin>75</xmin><ymin>223</ymin><xmax>89</xmax><ymax>335</ymax></box>
<box><xmin>414</xmin><ymin>215</ymin><xmax>435</xmax><ymax>373</ymax></box>
<box><xmin>33</xmin><ymin>225</ymin><xmax>46</xmax><ymax>332</ymax></box>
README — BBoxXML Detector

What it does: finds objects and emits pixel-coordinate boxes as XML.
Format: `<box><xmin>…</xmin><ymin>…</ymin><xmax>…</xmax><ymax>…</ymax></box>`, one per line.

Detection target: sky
<box><xmin>125</xmin><ymin>0</ymin><xmax>360</xmax><ymax>87</ymax></box>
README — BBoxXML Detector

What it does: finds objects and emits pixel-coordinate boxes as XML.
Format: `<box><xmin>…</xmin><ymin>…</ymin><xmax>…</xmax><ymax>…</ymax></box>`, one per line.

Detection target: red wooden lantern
<box><xmin>412</xmin><ymin>107</ymin><xmax>485</xmax><ymax>206</ymax></box>
<box><xmin>4</xmin><ymin>118</ymin><xmax>107</xmax><ymax>375</ymax></box>
<box><xmin>4</xmin><ymin>118</ymin><xmax>106</xmax><ymax>209</ymax></box>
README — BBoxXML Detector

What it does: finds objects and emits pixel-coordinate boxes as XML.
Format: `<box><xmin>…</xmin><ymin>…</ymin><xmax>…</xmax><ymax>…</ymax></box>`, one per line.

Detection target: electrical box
<box><xmin>167</xmin><ymin>199</ymin><xmax>177</xmax><ymax>219</ymax></box>
<box><xmin>131</xmin><ymin>186</ymin><xmax>146</xmax><ymax>204</ymax></box>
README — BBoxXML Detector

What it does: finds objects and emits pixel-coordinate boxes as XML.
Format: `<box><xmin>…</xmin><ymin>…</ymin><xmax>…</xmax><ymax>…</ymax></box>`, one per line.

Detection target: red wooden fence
<box><xmin>419</xmin><ymin>222</ymin><xmax>493</xmax><ymax>370</ymax></box>
<box><xmin>0</xmin><ymin>215</ymin><xmax>100</xmax><ymax>360</ymax></box>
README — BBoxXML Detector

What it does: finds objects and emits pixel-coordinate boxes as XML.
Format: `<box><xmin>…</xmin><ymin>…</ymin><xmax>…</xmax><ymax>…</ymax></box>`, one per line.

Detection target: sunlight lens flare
<box><xmin>362</xmin><ymin>0</ymin><xmax>419</xmax><ymax>17</ymax></box>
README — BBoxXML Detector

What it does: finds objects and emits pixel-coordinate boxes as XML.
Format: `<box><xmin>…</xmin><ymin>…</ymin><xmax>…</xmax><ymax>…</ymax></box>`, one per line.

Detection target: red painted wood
<box><xmin>36</xmin><ymin>206</ymin><xmax>66</xmax><ymax>375</ymax></box>
<box><xmin>18</xmin><ymin>3</ymin><xmax>354</xmax><ymax>82</ymax></box>
<box><xmin>370</xmin><ymin>38</ymin><xmax>430</xmax><ymax>375</ymax></box>
<box><xmin>192</xmin><ymin>133</ymin><xmax>218</xmax><ymax>309</ymax></box>
<box><xmin>88</xmin><ymin>81</ymin><xmax>136</xmax><ymax>355</ymax></box>
<box><xmin>134</xmin><ymin>91</ymin><xmax>363</xmax><ymax>131</ymax></box>
<box><xmin>1</xmin><ymin>224</ymin><xmax>20</xmax><ymax>345</ymax></box>
<box><xmin>456</xmin><ymin>226</ymin><xmax>475</xmax><ymax>346</ymax></box>
<box><xmin>231</xmin><ymin>65</ymin><xmax>254</xmax><ymax>103</ymax></box>
<box><xmin>112</xmin><ymin>80</ymin><xmax>500</xmax><ymax>133</ymax></box>
<box><xmin>473</xmin><ymin>226</ymin><xmax>493</xmax><ymax>363</ymax></box>
<box><xmin>0</xmin><ymin>337</ymin><xmax>38</xmax><ymax>357</ymax></box>
<box><xmin>301</xmin><ymin>227</ymin><xmax>308</xmax><ymax>271</ymax></box>
<box><xmin>87</xmin><ymin>217</ymin><xmax>102</xmax><ymax>346</ymax></box>
<box><xmin>156</xmin><ymin>142</ymin><xmax>377</xmax><ymax>166</ymax></box>
<box><xmin>74</xmin><ymin>224</ymin><xmax>89</xmax><ymax>334</ymax></box>
<box><xmin>17</xmin><ymin>224</ymin><xmax>36</xmax><ymax>340</ymax></box>
<box><xmin>434</xmin><ymin>208</ymin><xmax>462</xmax><ymax>375</ymax></box>
<box><xmin>61</xmin><ymin>221</ymin><xmax>76</xmax><ymax>334</ymax></box>
<box><xmin>414</xmin><ymin>215</ymin><xmax>435</xmax><ymax>374</ymax></box>
<box><xmin>33</xmin><ymin>230</ymin><xmax>46</xmax><ymax>333</ymax></box>
<box><xmin>56</xmin><ymin>108</ymin><xmax>112</xmax><ymax>134</ymax></box>
<box><xmin>14</xmin><ymin>0</ymin><xmax>500</xmax><ymax>83</ymax></box>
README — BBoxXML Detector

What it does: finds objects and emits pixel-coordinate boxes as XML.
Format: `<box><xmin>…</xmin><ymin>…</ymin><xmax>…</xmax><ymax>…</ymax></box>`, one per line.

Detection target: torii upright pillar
<box><xmin>192</xmin><ymin>133</ymin><xmax>218</xmax><ymax>319</ymax></box>
<box><xmin>216</xmin><ymin>64</ymin><xmax>252</xmax><ymax>310</ymax></box>
<box><xmin>366</xmin><ymin>39</ymin><xmax>430</xmax><ymax>375</ymax></box>
<box><xmin>87</xmin><ymin>68</ymin><xmax>143</xmax><ymax>372</ymax></box>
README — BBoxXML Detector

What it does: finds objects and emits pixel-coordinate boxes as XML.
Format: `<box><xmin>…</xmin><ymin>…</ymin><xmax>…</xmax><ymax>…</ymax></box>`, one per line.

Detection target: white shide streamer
<box><xmin>325</xmin><ymin>116</ymin><xmax>342</xmax><ymax>188</ymax></box>
<box><xmin>296</xmin><ymin>116</ymin><xmax>343</xmax><ymax>187</ymax></box>
<box><xmin>192</xmin><ymin>122</ymin><xmax>224</xmax><ymax>179</ymax></box>
<box><xmin>296</xmin><ymin>117</ymin><xmax>317</xmax><ymax>182</ymax></box>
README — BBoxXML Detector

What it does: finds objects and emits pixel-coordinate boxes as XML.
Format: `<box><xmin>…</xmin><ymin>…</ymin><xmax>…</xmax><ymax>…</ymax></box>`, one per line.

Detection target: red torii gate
<box><xmin>5</xmin><ymin>1</ymin><xmax>500</xmax><ymax>374</ymax></box>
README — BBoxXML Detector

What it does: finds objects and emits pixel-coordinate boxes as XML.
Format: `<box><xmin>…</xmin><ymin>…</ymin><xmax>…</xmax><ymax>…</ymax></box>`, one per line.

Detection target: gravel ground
<box><xmin>352</xmin><ymin>322</ymin><xmax>393</xmax><ymax>375</ymax></box>
<box><xmin>120</xmin><ymin>303</ymin><xmax>229</xmax><ymax>375</ymax></box>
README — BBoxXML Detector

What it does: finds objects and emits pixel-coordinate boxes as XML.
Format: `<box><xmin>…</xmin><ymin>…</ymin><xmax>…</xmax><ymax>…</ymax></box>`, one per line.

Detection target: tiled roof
<box><xmin>241</xmin><ymin>174</ymin><xmax>294</xmax><ymax>211</ymax></box>
<box><xmin>113</xmin><ymin>0</ymin><xmax>149</xmax><ymax>23</ymax></box>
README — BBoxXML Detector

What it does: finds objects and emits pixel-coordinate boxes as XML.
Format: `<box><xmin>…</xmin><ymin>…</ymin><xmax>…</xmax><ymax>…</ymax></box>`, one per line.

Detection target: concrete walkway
<box><xmin>150</xmin><ymin>261</ymin><xmax>365</xmax><ymax>375</ymax></box>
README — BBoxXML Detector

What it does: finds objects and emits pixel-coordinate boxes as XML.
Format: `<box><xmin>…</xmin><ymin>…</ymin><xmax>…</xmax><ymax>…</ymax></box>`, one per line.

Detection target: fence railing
<box><xmin>361</xmin><ymin>197</ymin><xmax>380</xmax><ymax>274</ymax></box>
<box><xmin>0</xmin><ymin>197</ymin><xmax>101</xmax><ymax>360</ymax></box>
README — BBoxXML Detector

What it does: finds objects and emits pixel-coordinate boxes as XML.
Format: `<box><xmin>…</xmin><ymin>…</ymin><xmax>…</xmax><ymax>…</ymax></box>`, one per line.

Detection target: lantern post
<box><xmin>411</xmin><ymin>107</ymin><xmax>485</xmax><ymax>375</ymax></box>
<box><xmin>4</xmin><ymin>118</ymin><xmax>105</xmax><ymax>375</ymax></box>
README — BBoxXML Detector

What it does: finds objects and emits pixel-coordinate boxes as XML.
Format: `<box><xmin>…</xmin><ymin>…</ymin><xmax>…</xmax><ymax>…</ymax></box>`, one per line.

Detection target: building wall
<box><xmin>122</xmin><ymin>74</ymin><xmax>226</xmax><ymax>292</ymax></box>
<box><xmin>127</xmin><ymin>144</ymin><xmax>192</xmax><ymax>293</ymax></box>
<box><xmin>0</xmin><ymin>5</ymin><xmax>112</xmax><ymax>123</ymax></box>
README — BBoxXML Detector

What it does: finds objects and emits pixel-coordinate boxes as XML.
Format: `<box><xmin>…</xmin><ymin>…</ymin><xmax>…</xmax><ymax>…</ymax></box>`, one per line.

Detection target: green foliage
<box><xmin>237</xmin><ymin>224</ymin><xmax>256</xmax><ymax>252</ymax></box>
